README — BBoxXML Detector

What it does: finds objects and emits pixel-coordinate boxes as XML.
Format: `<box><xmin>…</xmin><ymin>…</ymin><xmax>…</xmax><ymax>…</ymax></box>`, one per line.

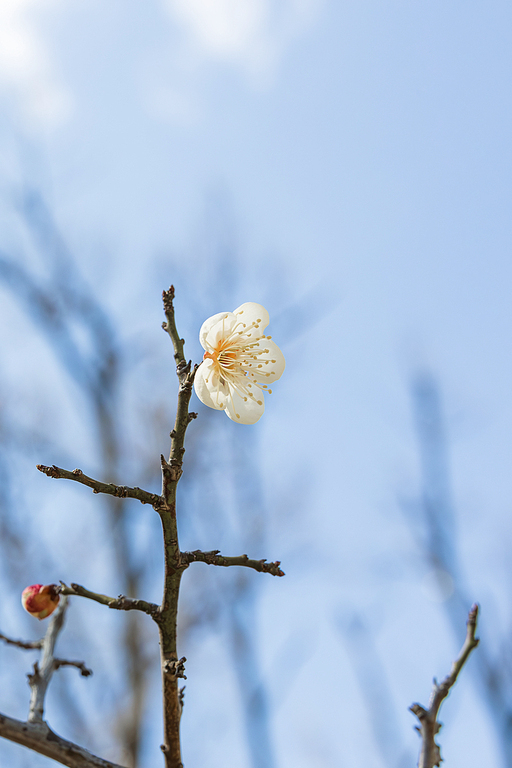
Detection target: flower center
<box><xmin>202</xmin><ymin>319</ymin><xmax>279</xmax><ymax>418</ymax></box>
<box><xmin>203</xmin><ymin>339</ymin><xmax>238</xmax><ymax>373</ymax></box>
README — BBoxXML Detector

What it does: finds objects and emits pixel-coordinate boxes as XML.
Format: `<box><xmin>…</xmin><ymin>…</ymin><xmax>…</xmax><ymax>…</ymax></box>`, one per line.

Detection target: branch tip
<box><xmin>181</xmin><ymin>549</ymin><xmax>285</xmax><ymax>577</ymax></box>
<box><xmin>410</xmin><ymin>603</ymin><xmax>480</xmax><ymax>768</ymax></box>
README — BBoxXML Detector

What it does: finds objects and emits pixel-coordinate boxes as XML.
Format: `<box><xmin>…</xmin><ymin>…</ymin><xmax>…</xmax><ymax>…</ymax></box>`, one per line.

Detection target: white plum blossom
<box><xmin>194</xmin><ymin>302</ymin><xmax>285</xmax><ymax>424</ymax></box>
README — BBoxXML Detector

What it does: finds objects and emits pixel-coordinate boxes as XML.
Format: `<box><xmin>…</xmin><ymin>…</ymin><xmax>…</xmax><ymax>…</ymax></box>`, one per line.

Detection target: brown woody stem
<box><xmin>59</xmin><ymin>583</ymin><xmax>159</xmax><ymax>617</ymax></box>
<box><xmin>36</xmin><ymin>465</ymin><xmax>162</xmax><ymax>507</ymax></box>
<box><xmin>181</xmin><ymin>549</ymin><xmax>285</xmax><ymax>577</ymax></box>
<box><xmin>0</xmin><ymin>632</ymin><xmax>43</xmax><ymax>650</ymax></box>
<box><xmin>410</xmin><ymin>604</ymin><xmax>480</xmax><ymax>768</ymax></box>
<box><xmin>157</xmin><ymin>287</ymin><xmax>198</xmax><ymax>768</ymax></box>
<box><xmin>0</xmin><ymin>711</ymin><xmax>126</xmax><ymax>768</ymax></box>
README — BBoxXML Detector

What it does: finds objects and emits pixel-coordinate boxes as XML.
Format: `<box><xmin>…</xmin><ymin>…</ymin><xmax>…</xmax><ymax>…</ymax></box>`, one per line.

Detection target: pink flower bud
<box><xmin>21</xmin><ymin>584</ymin><xmax>60</xmax><ymax>620</ymax></box>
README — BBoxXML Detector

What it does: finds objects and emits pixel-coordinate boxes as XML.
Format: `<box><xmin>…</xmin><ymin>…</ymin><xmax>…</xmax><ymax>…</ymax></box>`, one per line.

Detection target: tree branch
<box><xmin>59</xmin><ymin>583</ymin><xmax>160</xmax><ymax>617</ymax></box>
<box><xmin>36</xmin><ymin>465</ymin><xmax>162</xmax><ymax>508</ymax></box>
<box><xmin>410</xmin><ymin>604</ymin><xmax>480</xmax><ymax>768</ymax></box>
<box><xmin>0</xmin><ymin>591</ymin><xmax>119</xmax><ymax>768</ymax></box>
<box><xmin>0</xmin><ymin>632</ymin><xmax>43</xmax><ymax>650</ymax></box>
<box><xmin>161</xmin><ymin>285</ymin><xmax>186</xmax><ymax>366</ymax></box>
<box><xmin>53</xmin><ymin>659</ymin><xmax>93</xmax><ymax>676</ymax></box>
<box><xmin>28</xmin><ymin>596</ymin><xmax>69</xmax><ymax>723</ymax></box>
<box><xmin>156</xmin><ymin>287</ymin><xmax>199</xmax><ymax>768</ymax></box>
<box><xmin>0</xmin><ymin>712</ymin><xmax>127</xmax><ymax>768</ymax></box>
<box><xmin>181</xmin><ymin>550</ymin><xmax>285</xmax><ymax>577</ymax></box>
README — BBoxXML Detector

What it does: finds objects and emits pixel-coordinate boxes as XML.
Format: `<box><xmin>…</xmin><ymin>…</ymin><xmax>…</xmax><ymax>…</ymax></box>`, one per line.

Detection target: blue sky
<box><xmin>0</xmin><ymin>1</ymin><xmax>511</xmax><ymax>766</ymax></box>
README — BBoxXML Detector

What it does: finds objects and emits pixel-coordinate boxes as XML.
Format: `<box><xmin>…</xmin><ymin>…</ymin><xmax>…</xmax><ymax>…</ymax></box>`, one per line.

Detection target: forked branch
<box><xmin>410</xmin><ymin>604</ymin><xmax>480</xmax><ymax>768</ymax></box>
<box><xmin>27</xmin><ymin>596</ymin><xmax>91</xmax><ymax>723</ymax></box>
<box><xmin>16</xmin><ymin>286</ymin><xmax>283</xmax><ymax>768</ymax></box>
<box><xmin>0</xmin><ymin>714</ymin><xmax>126</xmax><ymax>768</ymax></box>
<box><xmin>157</xmin><ymin>288</ymin><xmax>199</xmax><ymax>767</ymax></box>
<box><xmin>0</xmin><ymin>597</ymin><xmax>111</xmax><ymax>768</ymax></box>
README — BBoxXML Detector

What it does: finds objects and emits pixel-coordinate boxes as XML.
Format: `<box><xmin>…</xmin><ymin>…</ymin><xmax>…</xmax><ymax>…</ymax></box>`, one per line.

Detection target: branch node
<box><xmin>409</xmin><ymin>703</ymin><xmax>428</xmax><ymax>720</ymax></box>
<box><xmin>27</xmin><ymin>662</ymin><xmax>41</xmax><ymax>686</ymax></box>
<box><xmin>164</xmin><ymin>657</ymin><xmax>187</xmax><ymax>679</ymax></box>
<box><xmin>161</xmin><ymin>454</ymin><xmax>182</xmax><ymax>484</ymax></box>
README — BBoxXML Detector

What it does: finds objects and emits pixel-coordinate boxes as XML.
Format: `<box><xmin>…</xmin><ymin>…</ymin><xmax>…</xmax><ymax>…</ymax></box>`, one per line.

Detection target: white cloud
<box><xmin>161</xmin><ymin>0</ymin><xmax>322</xmax><ymax>83</ymax></box>
<box><xmin>143</xmin><ymin>0</ymin><xmax>322</xmax><ymax>125</ymax></box>
<box><xmin>0</xmin><ymin>0</ymin><xmax>71</xmax><ymax>129</ymax></box>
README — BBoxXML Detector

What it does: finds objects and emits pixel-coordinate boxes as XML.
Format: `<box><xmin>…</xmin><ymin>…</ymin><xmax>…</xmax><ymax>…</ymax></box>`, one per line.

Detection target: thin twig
<box><xmin>0</xmin><ymin>632</ymin><xmax>43</xmax><ymax>650</ymax></box>
<box><xmin>27</xmin><ymin>596</ymin><xmax>92</xmax><ymax>723</ymax></box>
<box><xmin>0</xmin><ymin>711</ymin><xmax>127</xmax><ymax>768</ymax></box>
<box><xmin>181</xmin><ymin>549</ymin><xmax>285</xmax><ymax>577</ymax></box>
<box><xmin>162</xmin><ymin>285</ymin><xmax>185</xmax><ymax>366</ymax></box>
<box><xmin>27</xmin><ymin>596</ymin><xmax>69</xmax><ymax>723</ymax></box>
<box><xmin>59</xmin><ymin>583</ymin><xmax>160</xmax><ymax>617</ymax></box>
<box><xmin>36</xmin><ymin>465</ymin><xmax>162</xmax><ymax>508</ymax></box>
<box><xmin>54</xmin><ymin>659</ymin><xmax>93</xmax><ymax>677</ymax></box>
<box><xmin>410</xmin><ymin>604</ymin><xmax>480</xmax><ymax>768</ymax></box>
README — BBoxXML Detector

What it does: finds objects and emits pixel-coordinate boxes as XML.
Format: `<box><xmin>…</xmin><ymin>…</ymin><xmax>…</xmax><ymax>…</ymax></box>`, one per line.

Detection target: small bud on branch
<box><xmin>21</xmin><ymin>585</ymin><xmax>60</xmax><ymax>620</ymax></box>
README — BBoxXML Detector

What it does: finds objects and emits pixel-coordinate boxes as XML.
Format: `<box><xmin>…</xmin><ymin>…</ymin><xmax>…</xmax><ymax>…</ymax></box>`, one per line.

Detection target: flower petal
<box><xmin>199</xmin><ymin>312</ymin><xmax>233</xmax><ymax>350</ymax></box>
<box><xmin>247</xmin><ymin>339</ymin><xmax>286</xmax><ymax>384</ymax></box>
<box><xmin>225</xmin><ymin>387</ymin><xmax>265</xmax><ymax>424</ymax></box>
<box><xmin>194</xmin><ymin>360</ymin><xmax>229</xmax><ymax>410</ymax></box>
<box><xmin>232</xmin><ymin>302</ymin><xmax>269</xmax><ymax>337</ymax></box>
<box><xmin>204</xmin><ymin>313</ymin><xmax>238</xmax><ymax>350</ymax></box>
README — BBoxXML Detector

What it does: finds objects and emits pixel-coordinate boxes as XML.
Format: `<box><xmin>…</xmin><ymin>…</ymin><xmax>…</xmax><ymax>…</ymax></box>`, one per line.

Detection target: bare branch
<box><xmin>0</xmin><ymin>584</ymin><xmax>119</xmax><ymax>768</ymax></box>
<box><xmin>161</xmin><ymin>285</ymin><xmax>186</xmax><ymax>366</ymax></box>
<box><xmin>181</xmin><ymin>549</ymin><xmax>285</xmax><ymax>577</ymax></box>
<box><xmin>54</xmin><ymin>659</ymin><xmax>93</xmax><ymax>677</ymax></box>
<box><xmin>410</xmin><ymin>604</ymin><xmax>480</xmax><ymax>768</ymax></box>
<box><xmin>0</xmin><ymin>632</ymin><xmax>43</xmax><ymax>650</ymax></box>
<box><xmin>36</xmin><ymin>464</ymin><xmax>162</xmax><ymax>507</ymax></box>
<box><xmin>59</xmin><ymin>583</ymin><xmax>160</xmax><ymax>618</ymax></box>
<box><xmin>28</xmin><ymin>596</ymin><xmax>69</xmax><ymax>723</ymax></box>
<box><xmin>0</xmin><ymin>712</ymin><xmax>127</xmax><ymax>768</ymax></box>
<box><xmin>157</xmin><ymin>287</ymin><xmax>199</xmax><ymax>768</ymax></box>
